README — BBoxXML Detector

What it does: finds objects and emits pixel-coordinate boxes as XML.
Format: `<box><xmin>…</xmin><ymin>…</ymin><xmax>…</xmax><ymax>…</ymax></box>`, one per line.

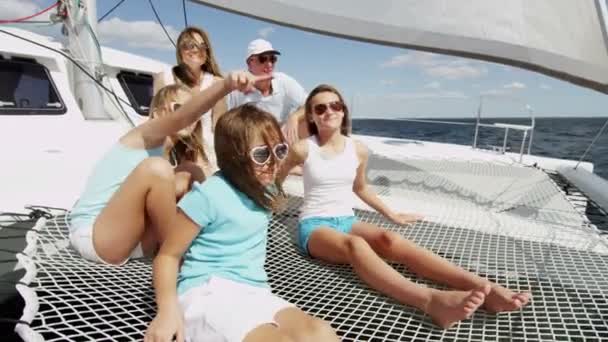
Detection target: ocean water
<box><xmin>352</xmin><ymin>117</ymin><xmax>608</xmax><ymax>180</ymax></box>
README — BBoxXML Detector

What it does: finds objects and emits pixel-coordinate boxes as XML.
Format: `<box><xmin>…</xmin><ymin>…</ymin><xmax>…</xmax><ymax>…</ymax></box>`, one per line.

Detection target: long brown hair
<box><xmin>305</xmin><ymin>84</ymin><xmax>351</xmax><ymax>137</ymax></box>
<box><xmin>174</xmin><ymin>26</ymin><xmax>222</xmax><ymax>88</ymax></box>
<box><xmin>149</xmin><ymin>84</ymin><xmax>208</xmax><ymax>164</ymax></box>
<box><xmin>214</xmin><ymin>104</ymin><xmax>287</xmax><ymax>211</ymax></box>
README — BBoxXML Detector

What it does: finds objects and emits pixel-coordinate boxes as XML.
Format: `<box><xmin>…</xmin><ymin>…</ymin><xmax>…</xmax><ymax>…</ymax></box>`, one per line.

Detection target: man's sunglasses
<box><xmin>250</xmin><ymin>143</ymin><xmax>289</xmax><ymax>165</ymax></box>
<box><xmin>256</xmin><ymin>54</ymin><xmax>278</xmax><ymax>64</ymax></box>
<box><xmin>313</xmin><ymin>101</ymin><xmax>345</xmax><ymax>116</ymax></box>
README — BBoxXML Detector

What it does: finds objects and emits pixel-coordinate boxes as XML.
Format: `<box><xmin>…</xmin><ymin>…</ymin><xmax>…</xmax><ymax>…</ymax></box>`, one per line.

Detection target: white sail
<box><xmin>191</xmin><ymin>0</ymin><xmax>608</xmax><ymax>94</ymax></box>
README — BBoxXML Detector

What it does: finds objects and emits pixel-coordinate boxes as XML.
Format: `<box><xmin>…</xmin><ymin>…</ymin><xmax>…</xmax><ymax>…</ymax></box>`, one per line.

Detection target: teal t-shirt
<box><xmin>69</xmin><ymin>142</ymin><xmax>164</xmax><ymax>230</ymax></box>
<box><xmin>177</xmin><ymin>173</ymin><xmax>272</xmax><ymax>294</ymax></box>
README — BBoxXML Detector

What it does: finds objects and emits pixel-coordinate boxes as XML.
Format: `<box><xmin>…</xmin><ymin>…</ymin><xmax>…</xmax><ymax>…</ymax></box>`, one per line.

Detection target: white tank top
<box><xmin>300</xmin><ymin>136</ymin><xmax>360</xmax><ymax>220</ymax></box>
<box><xmin>199</xmin><ymin>73</ymin><xmax>218</xmax><ymax>173</ymax></box>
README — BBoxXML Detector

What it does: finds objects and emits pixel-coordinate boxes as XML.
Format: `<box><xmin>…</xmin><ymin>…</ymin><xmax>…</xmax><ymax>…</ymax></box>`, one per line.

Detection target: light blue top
<box><xmin>69</xmin><ymin>142</ymin><xmax>164</xmax><ymax>230</ymax></box>
<box><xmin>176</xmin><ymin>173</ymin><xmax>271</xmax><ymax>294</ymax></box>
<box><xmin>227</xmin><ymin>71</ymin><xmax>307</xmax><ymax>122</ymax></box>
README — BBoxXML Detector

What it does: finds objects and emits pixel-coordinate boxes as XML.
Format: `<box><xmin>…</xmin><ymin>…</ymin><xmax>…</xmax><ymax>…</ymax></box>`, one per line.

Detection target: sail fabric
<box><xmin>191</xmin><ymin>0</ymin><xmax>608</xmax><ymax>94</ymax></box>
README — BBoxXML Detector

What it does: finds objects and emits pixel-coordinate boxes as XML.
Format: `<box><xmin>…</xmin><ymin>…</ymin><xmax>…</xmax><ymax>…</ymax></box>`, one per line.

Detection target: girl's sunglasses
<box><xmin>250</xmin><ymin>143</ymin><xmax>289</xmax><ymax>166</ymax></box>
<box><xmin>180</xmin><ymin>41</ymin><xmax>207</xmax><ymax>52</ymax></box>
<box><xmin>256</xmin><ymin>54</ymin><xmax>278</xmax><ymax>64</ymax></box>
<box><xmin>313</xmin><ymin>101</ymin><xmax>344</xmax><ymax>115</ymax></box>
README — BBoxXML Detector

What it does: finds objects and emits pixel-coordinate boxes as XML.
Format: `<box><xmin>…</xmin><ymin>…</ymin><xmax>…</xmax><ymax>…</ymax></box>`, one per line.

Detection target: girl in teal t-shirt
<box><xmin>69</xmin><ymin>72</ymin><xmax>268</xmax><ymax>265</ymax></box>
<box><xmin>146</xmin><ymin>104</ymin><xmax>339</xmax><ymax>342</ymax></box>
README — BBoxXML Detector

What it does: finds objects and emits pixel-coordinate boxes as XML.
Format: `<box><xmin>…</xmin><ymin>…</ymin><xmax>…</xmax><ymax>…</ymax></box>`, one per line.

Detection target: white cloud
<box><xmin>0</xmin><ymin>0</ymin><xmax>42</xmax><ymax>21</ymax></box>
<box><xmin>503</xmin><ymin>82</ymin><xmax>526</xmax><ymax>89</ymax></box>
<box><xmin>381</xmin><ymin>51</ymin><xmax>488</xmax><ymax>80</ymax></box>
<box><xmin>423</xmin><ymin>81</ymin><xmax>441</xmax><ymax>89</ymax></box>
<box><xmin>540</xmin><ymin>84</ymin><xmax>552</xmax><ymax>90</ymax></box>
<box><xmin>483</xmin><ymin>81</ymin><xmax>527</xmax><ymax>96</ymax></box>
<box><xmin>386</xmin><ymin>90</ymin><xmax>468</xmax><ymax>100</ymax></box>
<box><xmin>97</xmin><ymin>17</ymin><xmax>180</xmax><ymax>51</ymax></box>
<box><xmin>258</xmin><ymin>27</ymin><xmax>275</xmax><ymax>38</ymax></box>
<box><xmin>427</xmin><ymin>64</ymin><xmax>487</xmax><ymax>80</ymax></box>
<box><xmin>480</xmin><ymin>89</ymin><xmax>508</xmax><ymax>96</ymax></box>
<box><xmin>380</xmin><ymin>54</ymin><xmax>411</xmax><ymax>68</ymax></box>
<box><xmin>381</xmin><ymin>79</ymin><xmax>397</xmax><ymax>86</ymax></box>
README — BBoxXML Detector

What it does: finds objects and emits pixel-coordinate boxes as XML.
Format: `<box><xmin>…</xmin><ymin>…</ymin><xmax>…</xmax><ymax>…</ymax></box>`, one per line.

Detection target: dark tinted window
<box><xmin>117</xmin><ymin>71</ymin><xmax>154</xmax><ymax>116</ymax></box>
<box><xmin>0</xmin><ymin>57</ymin><xmax>65</xmax><ymax>115</ymax></box>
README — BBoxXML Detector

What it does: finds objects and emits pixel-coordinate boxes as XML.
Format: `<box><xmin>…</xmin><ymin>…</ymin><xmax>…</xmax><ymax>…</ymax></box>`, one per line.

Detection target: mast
<box><xmin>65</xmin><ymin>0</ymin><xmax>106</xmax><ymax>119</ymax></box>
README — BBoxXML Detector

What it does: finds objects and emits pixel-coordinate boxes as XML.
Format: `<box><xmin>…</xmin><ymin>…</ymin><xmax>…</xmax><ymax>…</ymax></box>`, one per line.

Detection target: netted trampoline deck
<box><xmin>9</xmin><ymin>158</ymin><xmax>608</xmax><ymax>341</ymax></box>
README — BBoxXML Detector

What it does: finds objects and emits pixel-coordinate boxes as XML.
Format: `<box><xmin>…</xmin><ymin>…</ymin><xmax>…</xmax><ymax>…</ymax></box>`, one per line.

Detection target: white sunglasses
<box><xmin>249</xmin><ymin>143</ymin><xmax>289</xmax><ymax>165</ymax></box>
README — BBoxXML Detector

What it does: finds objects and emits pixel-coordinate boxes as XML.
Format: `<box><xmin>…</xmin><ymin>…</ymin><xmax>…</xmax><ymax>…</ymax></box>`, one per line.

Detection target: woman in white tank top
<box><xmin>278</xmin><ymin>85</ymin><xmax>530</xmax><ymax>329</ymax></box>
<box><xmin>154</xmin><ymin>26</ymin><xmax>224</xmax><ymax>175</ymax></box>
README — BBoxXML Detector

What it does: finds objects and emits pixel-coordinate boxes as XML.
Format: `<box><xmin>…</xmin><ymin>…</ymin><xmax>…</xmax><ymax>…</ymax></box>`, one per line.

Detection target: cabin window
<box><xmin>0</xmin><ymin>57</ymin><xmax>66</xmax><ymax>115</ymax></box>
<box><xmin>117</xmin><ymin>71</ymin><xmax>153</xmax><ymax>116</ymax></box>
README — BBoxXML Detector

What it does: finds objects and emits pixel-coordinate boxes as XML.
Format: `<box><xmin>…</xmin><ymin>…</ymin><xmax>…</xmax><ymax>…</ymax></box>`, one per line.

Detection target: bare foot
<box><xmin>426</xmin><ymin>285</ymin><xmax>490</xmax><ymax>329</ymax></box>
<box><xmin>483</xmin><ymin>284</ymin><xmax>530</xmax><ymax>313</ymax></box>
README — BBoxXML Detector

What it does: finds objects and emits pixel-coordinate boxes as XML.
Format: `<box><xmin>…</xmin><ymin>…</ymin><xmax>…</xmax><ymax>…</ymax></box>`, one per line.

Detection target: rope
<box><xmin>182</xmin><ymin>0</ymin><xmax>189</xmax><ymax>27</ymax></box>
<box><xmin>0</xmin><ymin>1</ymin><xmax>59</xmax><ymax>24</ymax></box>
<box><xmin>147</xmin><ymin>0</ymin><xmax>176</xmax><ymax>47</ymax></box>
<box><xmin>98</xmin><ymin>0</ymin><xmax>128</xmax><ymax>22</ymax></box>
<box><xmin>574</xmin><ymin>118</ymin><xmax>608</xmax><ymax>169</ymax></box>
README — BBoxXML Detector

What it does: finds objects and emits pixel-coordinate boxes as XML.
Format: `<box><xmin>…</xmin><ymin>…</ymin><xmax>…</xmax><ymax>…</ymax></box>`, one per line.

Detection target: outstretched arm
<box><xmin>123</xmin><ymin>72</ymin><xmax>270</xmax><ymax>149</ymax></box>
<box><xmin>144</xmin><ymin>210</ymin><xmax>200</xmax><ymax>342</ymax></box>
<box><xmin>352</xmin><ymin>141</ymin><xmax>422</xmax><ymax>225</ymax></box>
<box><xmin>284</xmin><ymin>106</ymin><xmax>307</xmax><ymax>144</ymax></box>
<box><xmin>276</xmin><ymin>139</ymin><xmax>308</xmax><ymax>185</ymax></box>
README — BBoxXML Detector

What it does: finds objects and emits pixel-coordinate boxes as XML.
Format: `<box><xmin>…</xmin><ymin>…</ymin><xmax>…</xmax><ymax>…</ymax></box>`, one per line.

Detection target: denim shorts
<box><xmin>297</xmin><ymin>216</ymin><xmax>357</xmax><ymax>256</ymax></box>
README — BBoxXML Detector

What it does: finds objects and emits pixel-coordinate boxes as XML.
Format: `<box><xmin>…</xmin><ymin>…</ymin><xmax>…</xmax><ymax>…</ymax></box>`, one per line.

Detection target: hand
<box><xmin>388</xmin><ymin>212</ymin><xmax>423</xmax><ymax>225</ymax></box>
<box><xmin>283</xmin><ymin>116</ymin><xmax>300</xmax><ymax>145</ymax></box>
<box><xmin>144</xmin><ymin>306</ymin><xmax>185</xmax><ymax>342</ymax></box>
<box><xmin>174</xmin><ymin>171</ymin><xmax>192</xmax><ymax>199</ymax></box>
<box><xmin>224</xmin><ymin>71</ymin><xmax>272</xmax><ymax>94</ymax></box>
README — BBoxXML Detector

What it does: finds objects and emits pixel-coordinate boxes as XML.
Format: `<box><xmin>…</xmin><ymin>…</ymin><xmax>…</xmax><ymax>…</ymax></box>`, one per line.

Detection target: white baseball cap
<box><xmin>246</xmin><ymin>39</ymin><xmax>281</xmax><ymax>60</ymax></box>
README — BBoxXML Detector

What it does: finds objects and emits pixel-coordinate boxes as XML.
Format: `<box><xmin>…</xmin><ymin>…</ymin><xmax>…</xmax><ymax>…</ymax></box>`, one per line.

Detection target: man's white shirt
<box><xmin>227</xmin><ymin>72</ymin><xmax>306</xmax><ymax>123</ymax></box>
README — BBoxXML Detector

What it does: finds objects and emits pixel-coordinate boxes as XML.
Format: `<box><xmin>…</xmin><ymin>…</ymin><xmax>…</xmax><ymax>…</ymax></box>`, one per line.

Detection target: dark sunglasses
<box><xmin>180</xmin><ymin>41</ymin><xmax>207</xmax><ymax>52</ymax></box>
<box><xmin>256</xmin><ymin>54</ymin><xmax>278</xmax><ymax>64</ymax></box>
<box><xmin>250</xmin><ymin>143</ymin><xmax>289</xmax><ymax>166</ymax></box>
<box><xmin>313</xmin><ymin>101</ymin><xmax>344</xmax><ymax>116</ymax></box>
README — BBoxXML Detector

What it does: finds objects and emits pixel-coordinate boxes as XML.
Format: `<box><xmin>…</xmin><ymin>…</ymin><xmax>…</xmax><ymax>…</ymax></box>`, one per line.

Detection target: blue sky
<box><xmin>5</xmin><ymin>0</ymin><xmax>608</xmax><ymax>118</ymax></box>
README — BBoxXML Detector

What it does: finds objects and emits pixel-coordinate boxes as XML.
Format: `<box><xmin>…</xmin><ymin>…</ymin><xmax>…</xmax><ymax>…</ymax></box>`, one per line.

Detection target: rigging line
<box><xmin>0</xmin><ymin>29</ymin><xmax>138</xmax><ymax>112</ymax></box>
<box><xmin>148</xmin><ymin>0</ymin><xmax>176</xmax><ymax>47</ymax></box>
<box><xmin>0</xmin><ymin>20</ymin><xmax>54</xmax><ymax>25</ymax></box>
<box><xmin>0</xmin><ymin>318</ymin><xmax>31</xmax><ymax>326</ymax></box>
<box><xmin>574</xmin><ymin>118</ymin><xmax>608</xmax><ymax>169</ymax></box>
<box><xmin>183</xmin><ymin>0</ymin><xmax>189</xmax><ymax>27</ymax></box>
<box><xmin>98</xmin><ymin>0</ymin><xmax>127</xmax><ymax>22</ymax></box>
<box><xmin>0</xmin><ymin>1</ymin><xmax>59</xmax><ymax>24</ymax></box>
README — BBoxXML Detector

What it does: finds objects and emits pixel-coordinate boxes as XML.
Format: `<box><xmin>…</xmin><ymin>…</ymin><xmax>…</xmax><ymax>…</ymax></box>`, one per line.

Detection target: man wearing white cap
<box><xmin>227</xmin><ymin>38</ymin><xmax>307</xmax><ymax>144</ymax></box>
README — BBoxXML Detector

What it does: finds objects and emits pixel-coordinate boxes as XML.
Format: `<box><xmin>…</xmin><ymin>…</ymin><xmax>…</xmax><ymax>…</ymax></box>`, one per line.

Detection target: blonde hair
<box><xmin>214</xmin><ymin>104</ymin><xmax>287</xmax><ymax>211</ymax></box>
<box><xmin>174</xmin><ymin>26</ymin><xmax>222</xmax><ymax>88</ymax></box>
<box><xmin>149</xmin><ymin>84</ymin><xmax>208</xmax><ymax>164</ymax></box>
<box><xmin>305</xmin><ymin>84</ymin><xmax>351</xmax><ymax>137</ymax></box>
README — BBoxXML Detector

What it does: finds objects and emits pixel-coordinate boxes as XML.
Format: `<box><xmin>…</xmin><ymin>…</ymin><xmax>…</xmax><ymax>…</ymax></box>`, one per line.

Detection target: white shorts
<box><xmin>178</xmin><ymin>276</ymin><xmax>295</xmax><ymax>342</ymax></box>
<box><xmin>69</xmin><ymin>224</ymin><xmax>144</xmax><ymax>265</ymax></box>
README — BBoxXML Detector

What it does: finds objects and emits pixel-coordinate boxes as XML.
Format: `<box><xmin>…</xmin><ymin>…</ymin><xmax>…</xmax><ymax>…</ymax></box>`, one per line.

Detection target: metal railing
<box><xmin>472</xmin><ymin>98</ymin><xmax>535</xmax><ymax>162</ymax></box>
<box><xmin>387</xmin><ymin>97</ymin><xmax>536</xmax><ymax>163</ymax></box>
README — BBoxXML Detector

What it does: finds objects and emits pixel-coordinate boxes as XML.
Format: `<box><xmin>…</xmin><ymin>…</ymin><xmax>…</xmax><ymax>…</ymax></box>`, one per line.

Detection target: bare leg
<box><xmin>274</xmin><ymin>307</ymin><xmax>339</xmax><ymax>342</ymax></box>
<box><xmin>244</xmin><ymin>324</ymin><xmax>294</xmax><ymax>342</ymax></box>
<box><xmin>351</xmin><ymin>222</ymin><xmax>530</xmax><ymax>313</ymax></box>
<box><xmin>93</xmin><ymin>157</ymin><xmax>177</xmax><ymax>265</ymax></box>
<box><xmin>308</xmin><ymin>228</ymin><xmax>489</xmax><ymax>328</ymax></box>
